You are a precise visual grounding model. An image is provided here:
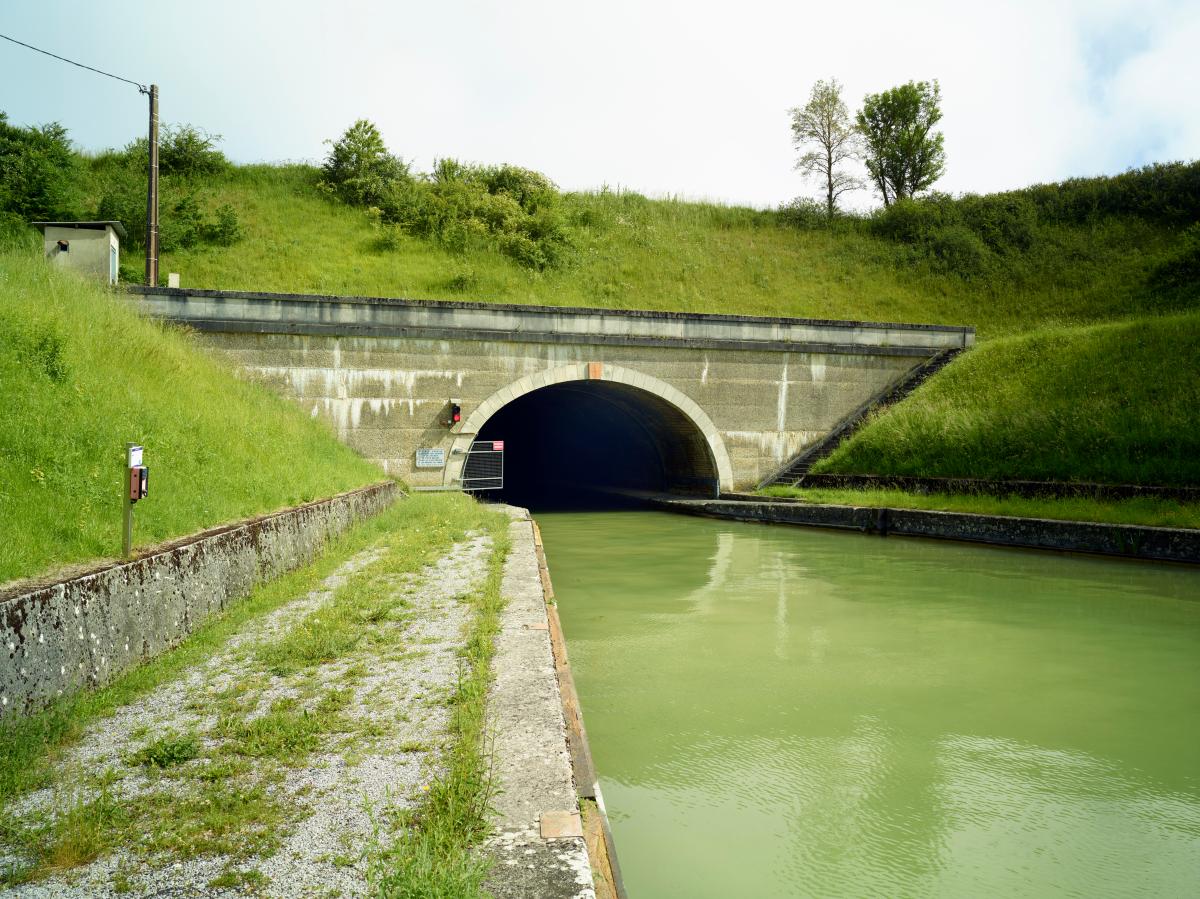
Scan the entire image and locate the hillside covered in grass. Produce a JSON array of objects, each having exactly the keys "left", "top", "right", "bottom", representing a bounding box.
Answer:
[
  {"left": 159, "top": 163, "right": 1198, "bottom": 340},
  {"left": 3, "top": 113, "right": 1196, "bottom": 339},
  {"left": 0, "top": 249, "right": 383, "bottom": 584},
  {"left": 814, "top": 312, "right": 1200, "bottom": 486}
]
